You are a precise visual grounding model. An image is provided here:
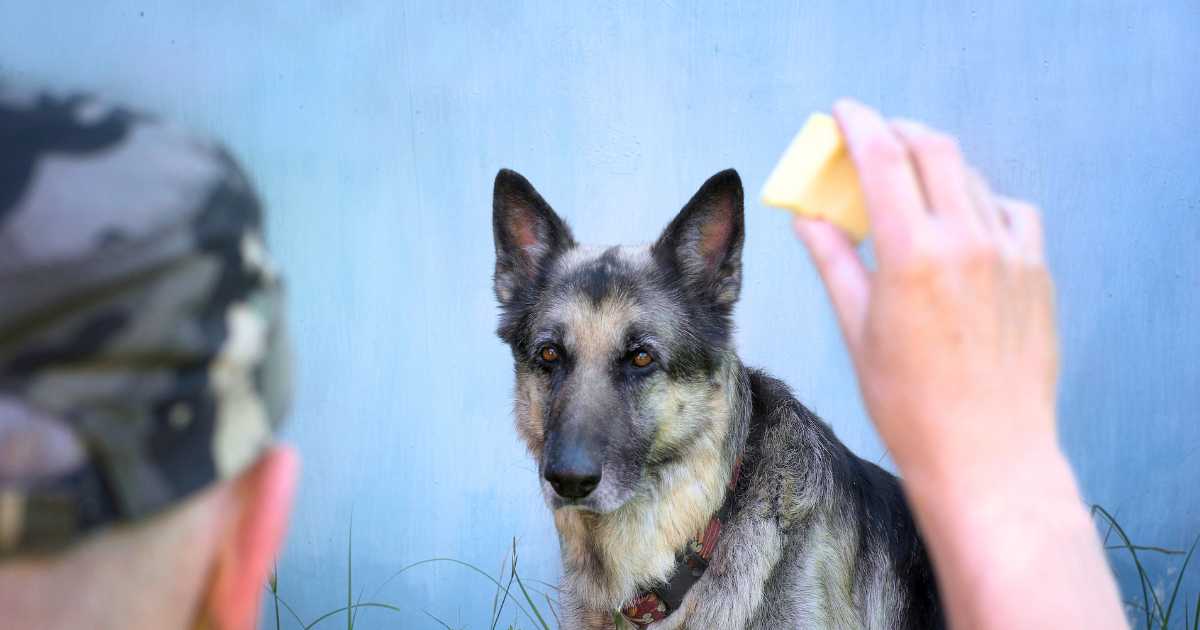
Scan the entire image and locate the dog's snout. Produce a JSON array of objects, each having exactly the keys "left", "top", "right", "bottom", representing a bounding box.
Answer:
[
  {"left": 543, "top": 413, "right": 607, "bottom": 501},
  {"left": 544, "top": 440, "right": 602, "bottom": 499},
  {"left": 545, "top": 466, "right": 601, "bottom": 499}
]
